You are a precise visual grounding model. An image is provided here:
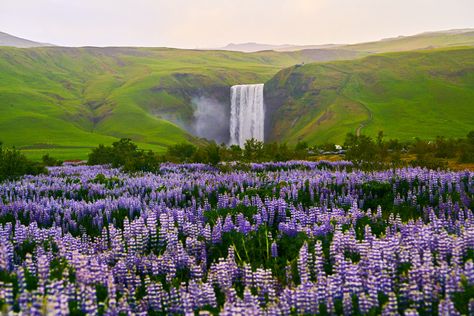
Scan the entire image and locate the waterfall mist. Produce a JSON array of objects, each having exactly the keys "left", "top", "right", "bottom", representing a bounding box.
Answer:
[
  {"left": 229, "top": 84, "right": 265, "bottom": 147},
  {"left": 192, "top": 96, "right": 229, "bottom": 144}
]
